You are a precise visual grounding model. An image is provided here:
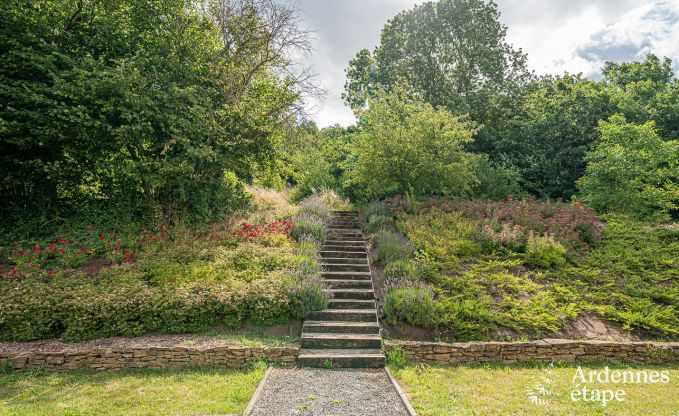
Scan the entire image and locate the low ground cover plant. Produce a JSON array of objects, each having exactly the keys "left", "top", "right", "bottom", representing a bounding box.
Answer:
[{"left": 367, "top": 198, "right": 679, "bottom": 340}]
